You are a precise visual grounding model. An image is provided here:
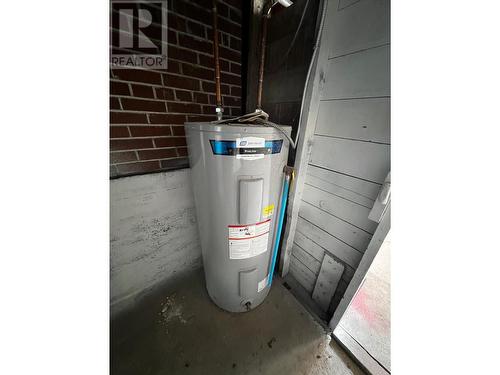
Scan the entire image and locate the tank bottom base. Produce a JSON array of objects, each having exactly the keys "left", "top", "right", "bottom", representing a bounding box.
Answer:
[{"left": 205, "top": 283, "right": 271, "bottom": 313}]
